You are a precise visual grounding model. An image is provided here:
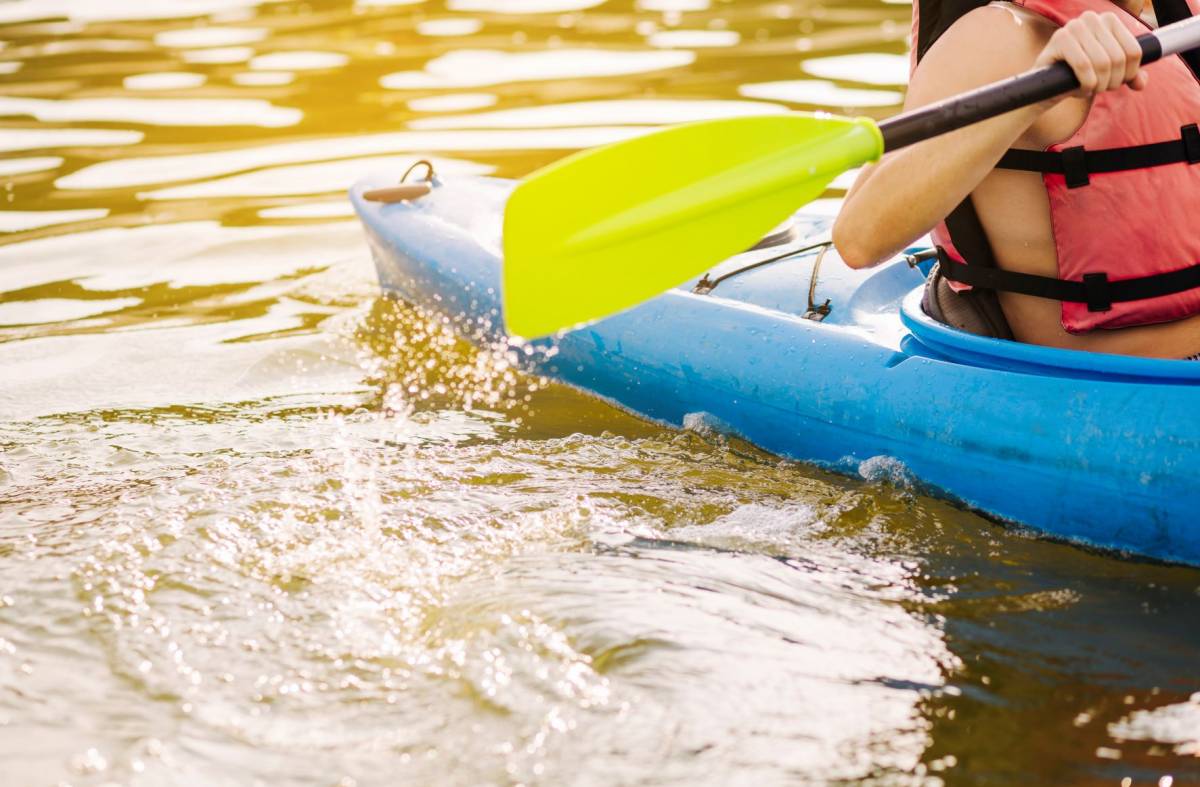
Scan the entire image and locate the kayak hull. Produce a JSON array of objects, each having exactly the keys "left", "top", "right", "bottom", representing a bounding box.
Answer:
[{"left": 352, "top": 175, "right": 1200, "bottom": 566}]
